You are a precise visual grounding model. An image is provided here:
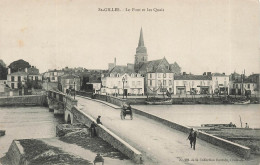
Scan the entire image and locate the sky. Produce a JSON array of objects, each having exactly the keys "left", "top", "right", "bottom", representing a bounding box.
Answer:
[{"left": 0, "top": 0, "right": 259, "bottom": 75}]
